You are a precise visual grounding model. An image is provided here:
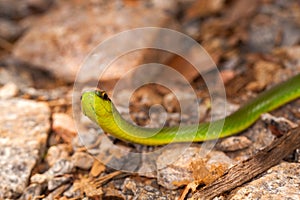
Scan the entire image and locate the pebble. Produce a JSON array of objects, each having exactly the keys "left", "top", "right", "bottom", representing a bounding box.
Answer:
[
  {"left": 261, "top": 113, "right": 298, "bottom": 137},
  {"left": 156, "top": 145, "right": 234, "bottom": 190},
  {"left": 63, "top": 185, "right": 81, "bottom": 199},
  {"left": 48, "top": 176, "right": 72, "bottom": 191},
  {"left": 19, "top": 183, "right": 43, "bottom": 200},
  {"left": 90, "top": 159, "right": 106, "bottom": 177},
  {"left": 229, "top": 162, "right": 300, "bottom": 199},
  {"left": 47, "top": 159, "right": 74, "bottom": 176},
  {"left": 92, "top": 136, "right": 141, "bottom": 172},
  {"left": 0, "top": 99, "right": 50, "bottom": 199},
  {"left": 122, "top": 178, "right": 178, "bottom": 200},
  {"left": 46, "top": 144, "right": 72, "bottom": 166},
  {"left": 43, "top": 184, "right": 71, "bottom": 200},
  {"left": 0, "top": 82, "right": 19, "bottom": 99},
  {"left": 163, "top": 93, "right": 180, "bottom": 112},
  {"left": 216, "top": 136, "right": 252, "bottom": 152},
  {"left": 0, "top": 0, "right": 53, "bottom": 19},
  {"left": 0, "top": 62, "right": 34, "bottom": 88},
  {"left": 0, "top": 18, "right": 24, "bottom": 41},
  {"left": 52, "top": 113, "right": 77, "bottom": 143},
  {"left": 31, "top": 159, "right": 74, "bottom": 184},
  {"left": 29, "top": 159, "right": 74, "bottom": 198},
  {"left": 71, "top": 151, "right": 94, "bottom": 170}
]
